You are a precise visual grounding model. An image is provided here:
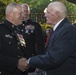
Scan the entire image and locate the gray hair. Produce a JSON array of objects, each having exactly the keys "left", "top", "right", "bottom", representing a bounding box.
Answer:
[
  {"left": 21, "top": 3, "right": 30, "bottom": 11},
  {"left": 48, "top": 1, "right": 67, "bottom": 17},
  {"left": 5, "top": 2, "right": 20, "bottom": 13}
]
